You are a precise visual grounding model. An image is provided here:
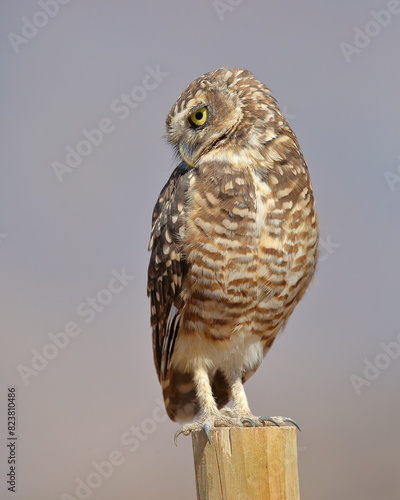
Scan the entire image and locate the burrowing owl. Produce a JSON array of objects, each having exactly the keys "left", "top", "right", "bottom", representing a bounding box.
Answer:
[{"left": 148, "top": 68, "right": 318, "bottom": 441}]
